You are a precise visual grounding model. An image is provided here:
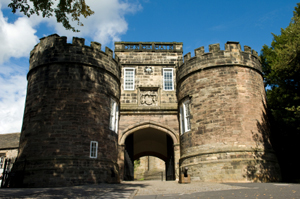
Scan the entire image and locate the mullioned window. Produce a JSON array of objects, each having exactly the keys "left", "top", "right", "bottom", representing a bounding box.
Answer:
[
  {"left": 109, "top": 98, "right": 119, "bottom": 133},
  {"left": 163, "top": 68, "right": 174, "bottom": 90},
  {"left": 179, "top": 99, "right": 191, "bottom": 134},
  {"left": 124, "top": 68, "right": 135, "bottom": 90},
  {"left": 90, "top": 141, "right": 98, "bottom": 158}
]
